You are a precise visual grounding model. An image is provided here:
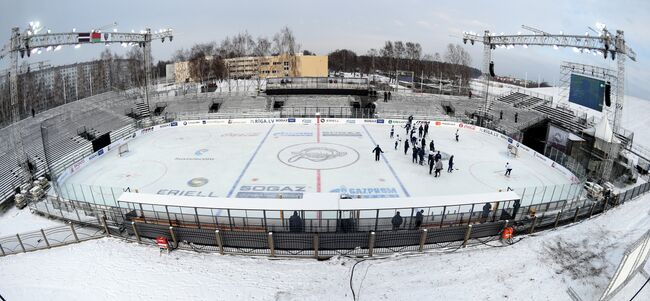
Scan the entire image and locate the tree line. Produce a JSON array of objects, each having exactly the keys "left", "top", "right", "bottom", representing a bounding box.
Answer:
[{"left": 328, "top": 42, "right": 479, "bottom": 84}]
